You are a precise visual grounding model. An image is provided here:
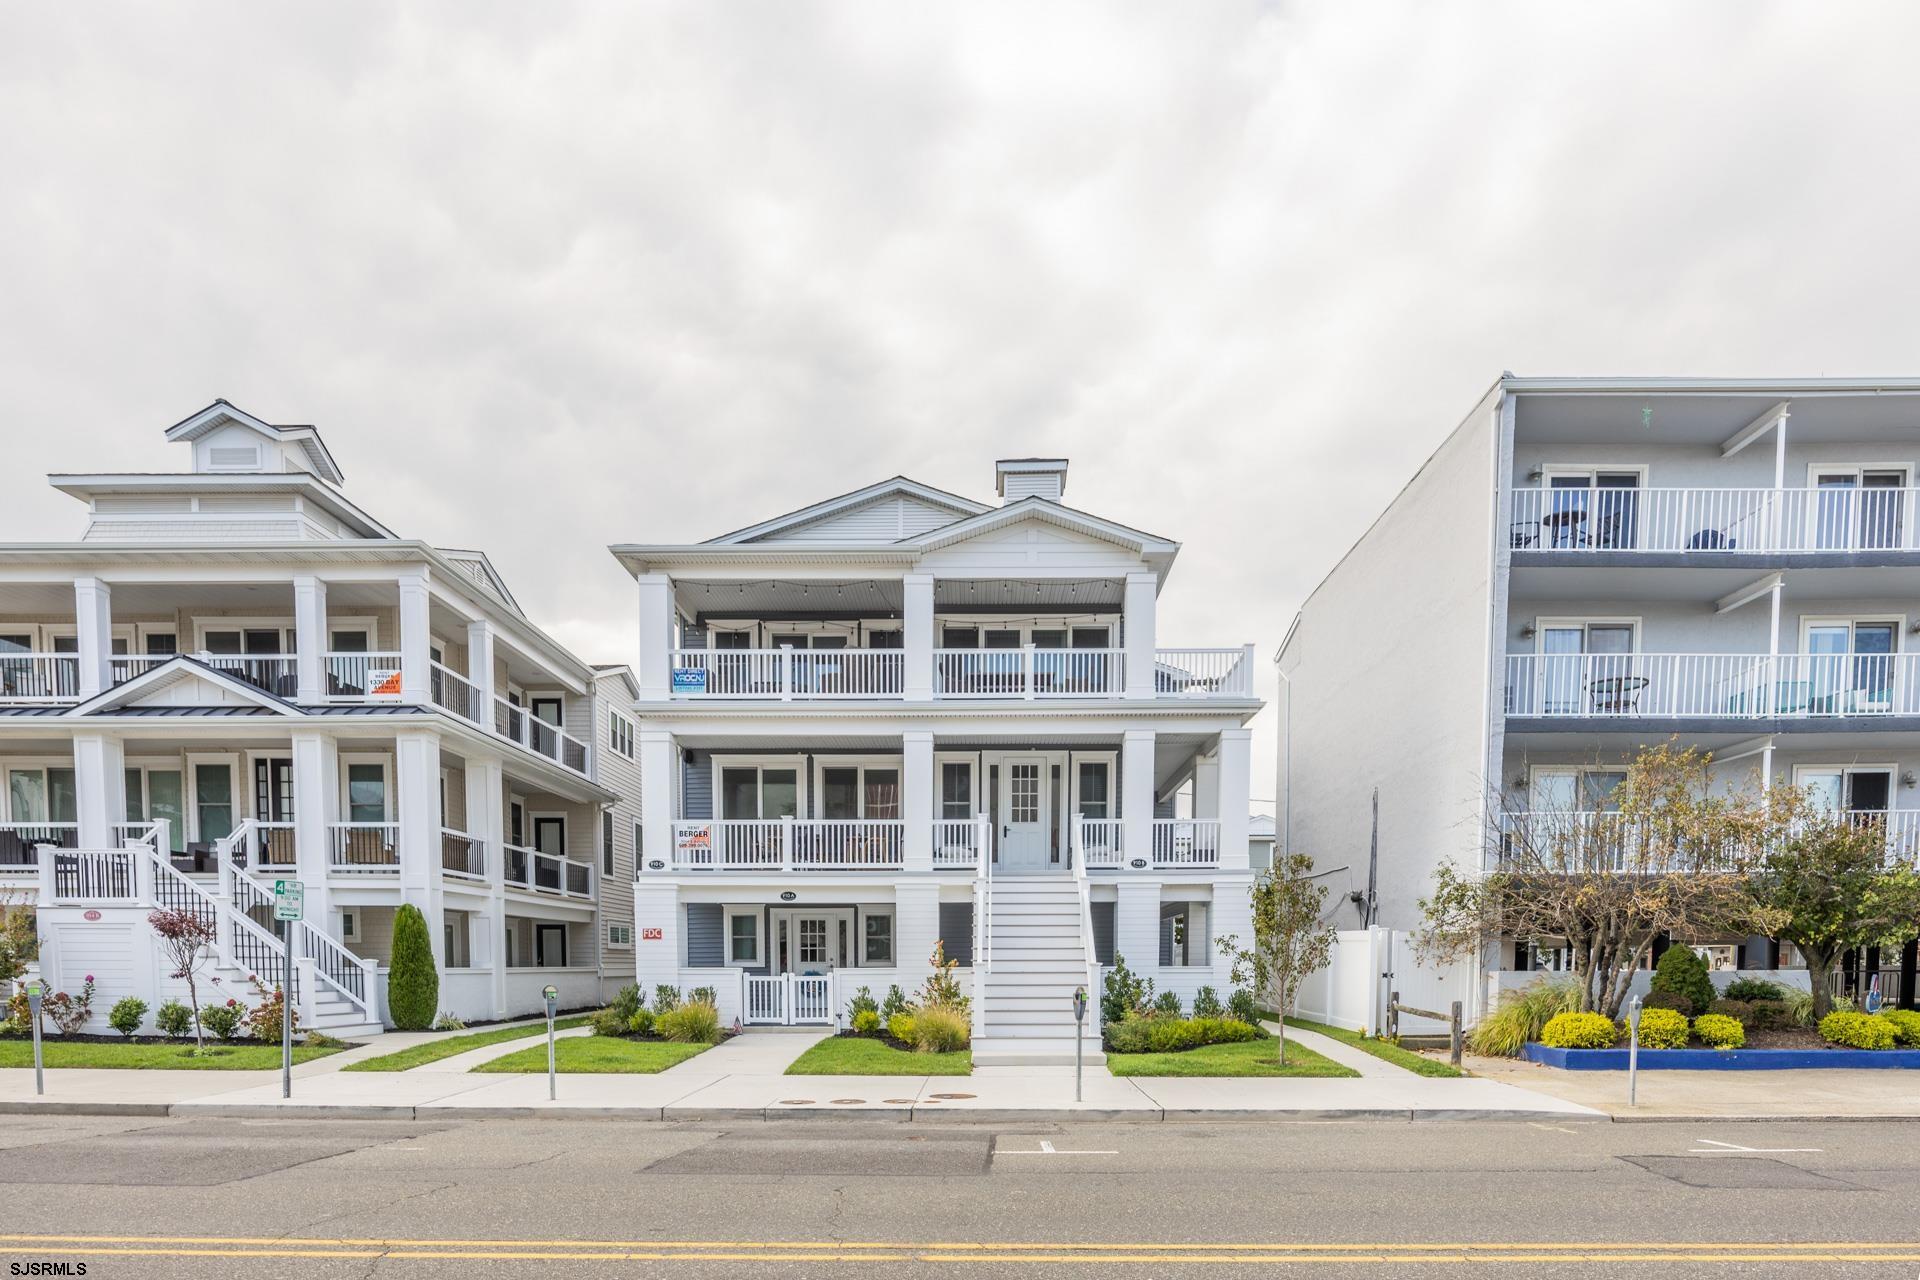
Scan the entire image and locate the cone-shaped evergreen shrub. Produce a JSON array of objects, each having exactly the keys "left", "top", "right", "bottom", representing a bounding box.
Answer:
[{"left": 388, "top": 904, "right": 439, "bottom": 1030}]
